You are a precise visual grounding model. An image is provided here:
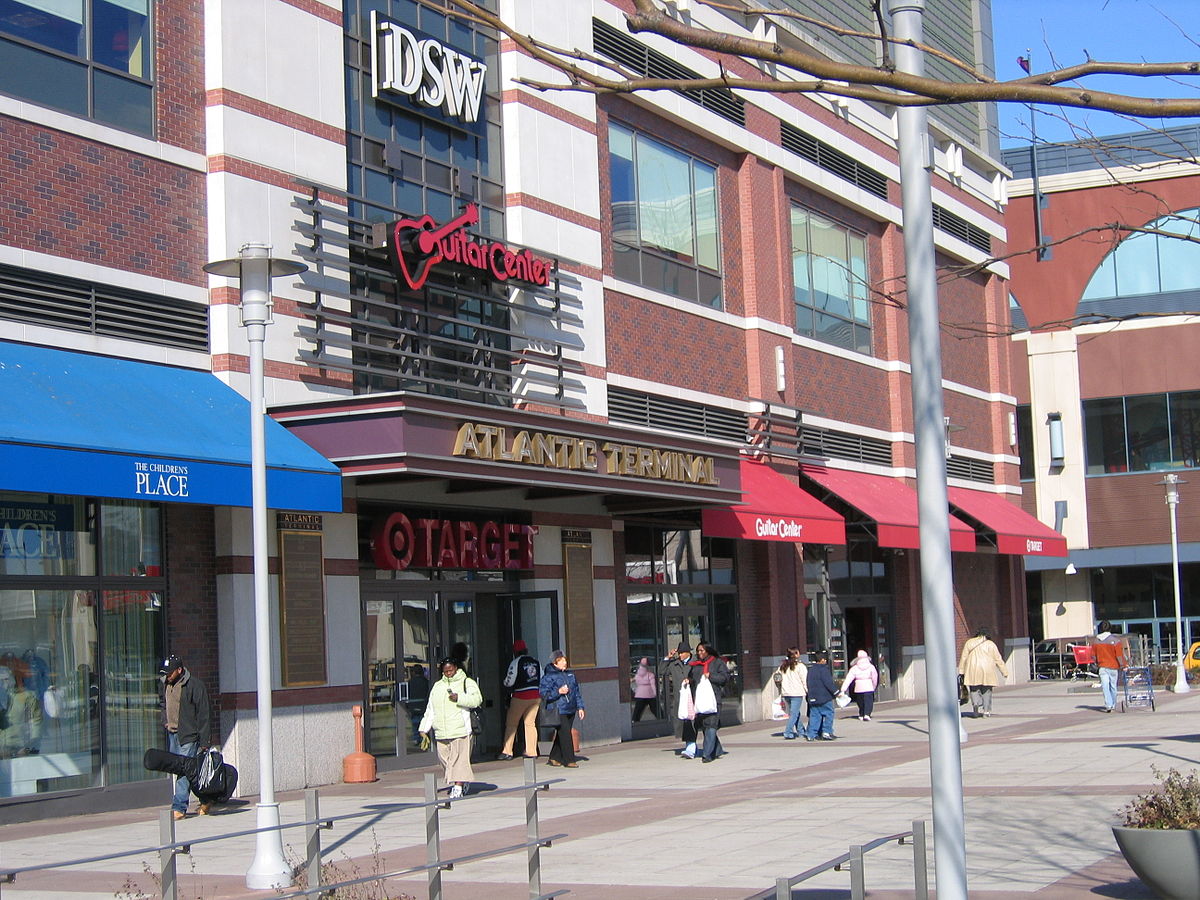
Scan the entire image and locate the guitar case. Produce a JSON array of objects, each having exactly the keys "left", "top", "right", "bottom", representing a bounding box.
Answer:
[{"left": 143, "top": 746, "right": 239, "bottom": 803}]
